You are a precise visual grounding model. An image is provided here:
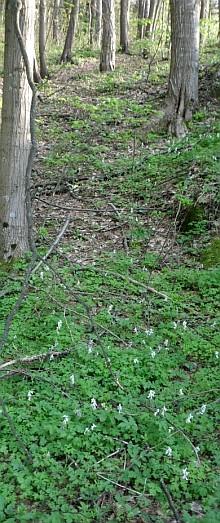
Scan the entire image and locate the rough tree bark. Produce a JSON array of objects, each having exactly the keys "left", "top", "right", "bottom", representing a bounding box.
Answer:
[
  {"left": 120, "top": 0, "right": 130, "bottom": 52},
  {"left": 53, "top": 0, "right": 61, "bottom": 43},
  {"left": 0, "top": 0, "right": 35, "bottom": 260},
  {"left": 100, "top": 0, "right": 116, "bottom": 71},
  {"left": 60, "top": 0, "right": 79, "bottom": 63},
  {"left": 166, "top": 0, "right": 200, "bottom": 138},
  {"left": 39, "top": 0, "right": 48, "bottom": 78},
  {"left": 33, "top": 50, "right": 42, "bottom": 83},
  {"left": 90, "top": 0, "right": 102, "bottom": 48},
  {"left": 145, "top": 0, "right": 156, "bottom": 37}
]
